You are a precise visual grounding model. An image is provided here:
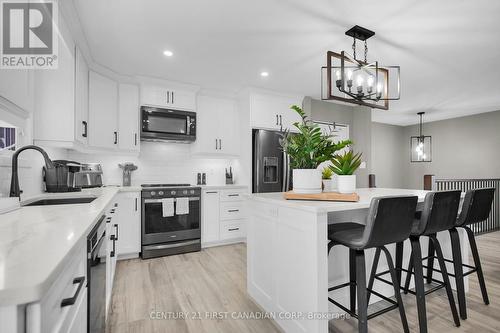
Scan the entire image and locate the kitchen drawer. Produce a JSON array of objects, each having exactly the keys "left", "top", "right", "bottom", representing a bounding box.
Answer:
[
  {"left": 27, "top": 240, "right": 87, "bottom": 333},
  {"left": 220, "top": 201, "right": 245, "bottom": 220},
  {"left": 219, "top": 188, "right": 246, "bottom": 202},
  {"left": 220, "top": 220, "right": 245, "bottom": 240}
]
